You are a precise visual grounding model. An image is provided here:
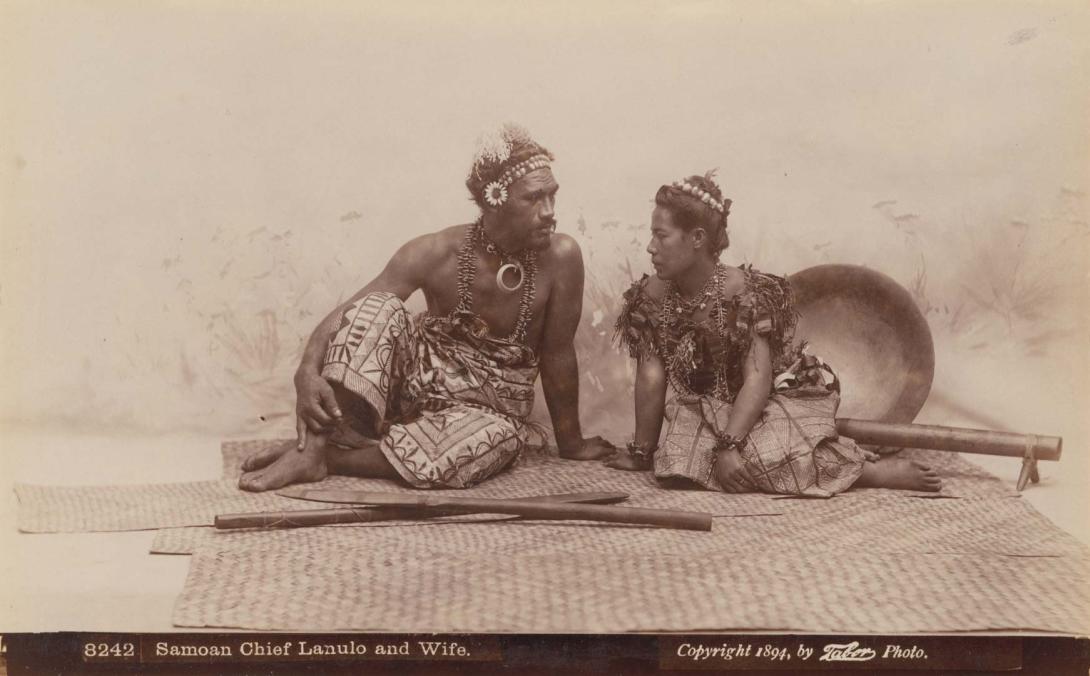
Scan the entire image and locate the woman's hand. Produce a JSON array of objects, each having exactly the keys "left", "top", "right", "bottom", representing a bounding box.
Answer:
[{"left": 714, "top": 447, "right": 754, "bottom": 493}]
